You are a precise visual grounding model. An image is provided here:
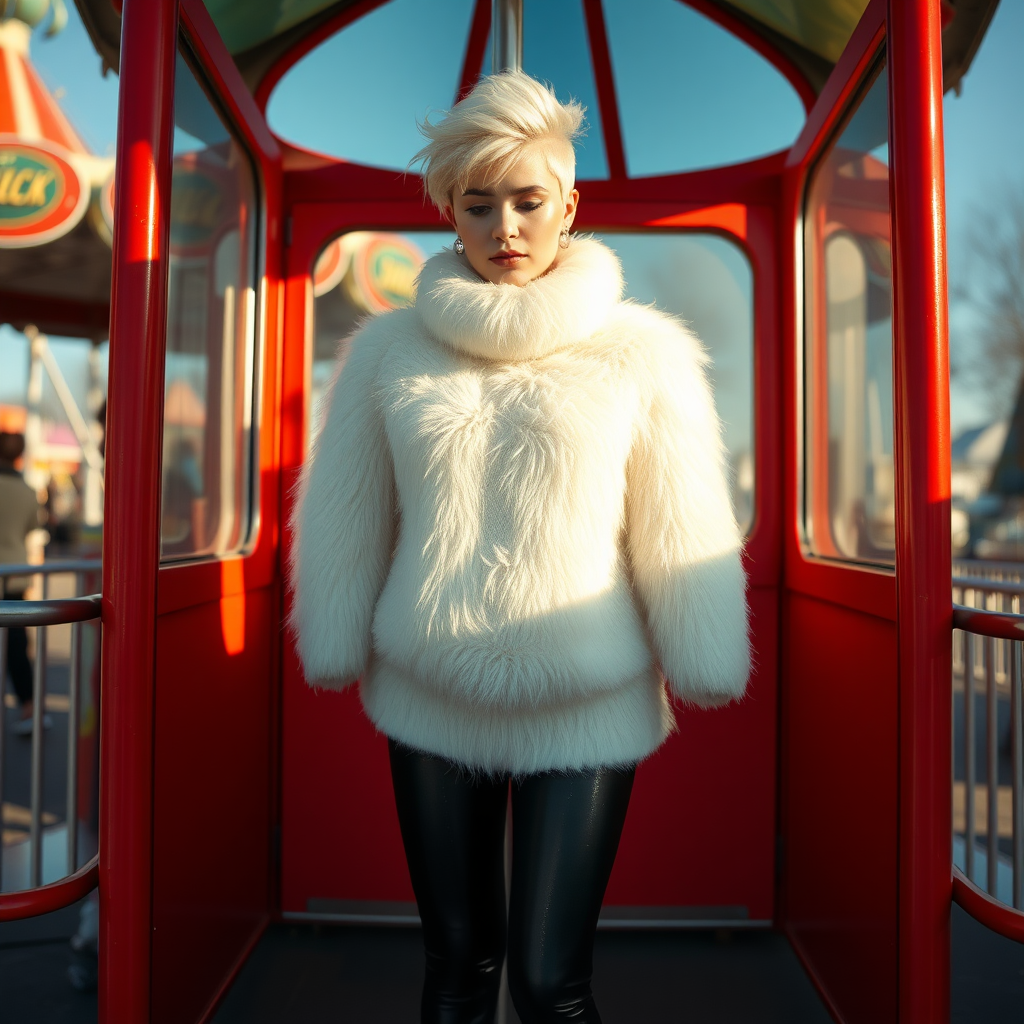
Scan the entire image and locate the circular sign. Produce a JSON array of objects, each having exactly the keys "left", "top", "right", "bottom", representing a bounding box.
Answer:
[
  {"left": 313, "top": 236, "right": 351, "bottom": 297},
  {"left": 87, "top": 166, "right": 115, "bottom": 247},
  {"left": 0, "top": 136, "right": 88, "bottom": 248},
  {"left": 344, "top": 233, "right": 425, "bottom": 313}
]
